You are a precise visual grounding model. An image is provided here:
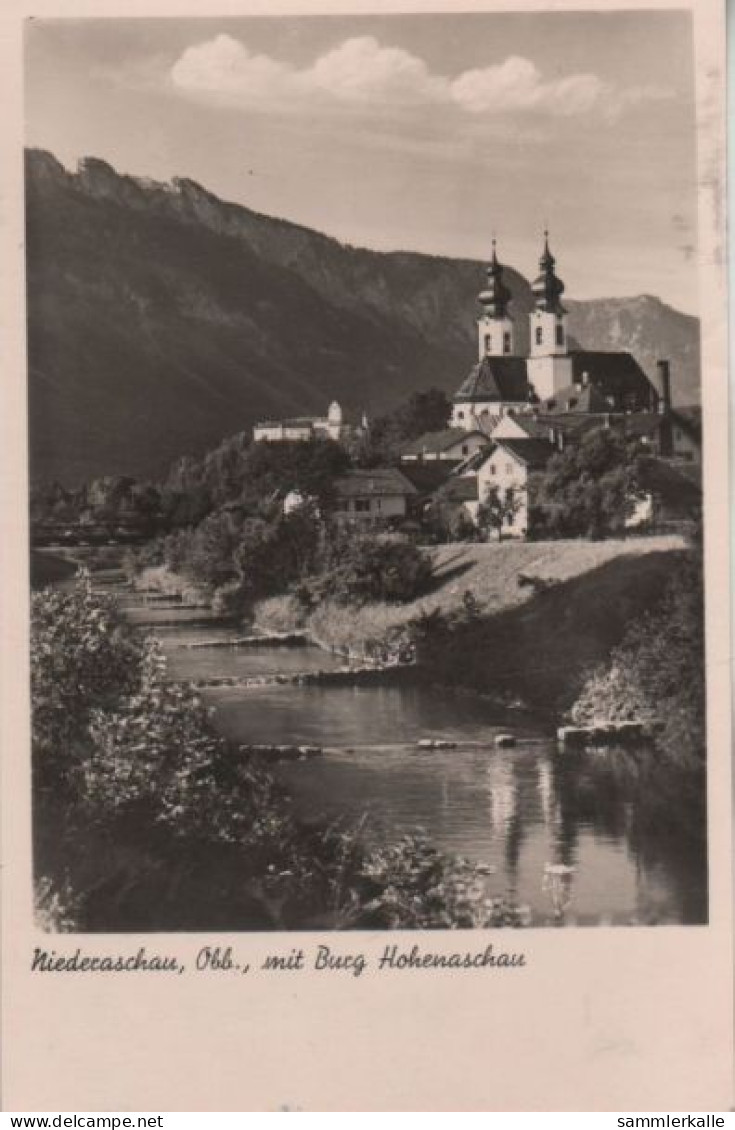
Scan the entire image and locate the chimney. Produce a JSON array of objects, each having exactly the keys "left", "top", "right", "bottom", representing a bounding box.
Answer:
[
  {"left": 657, "top": 360, "right": 674, "bottom": 455},
  {"left": 657, "top": 360, "right": 672, "bottom": 416}
]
